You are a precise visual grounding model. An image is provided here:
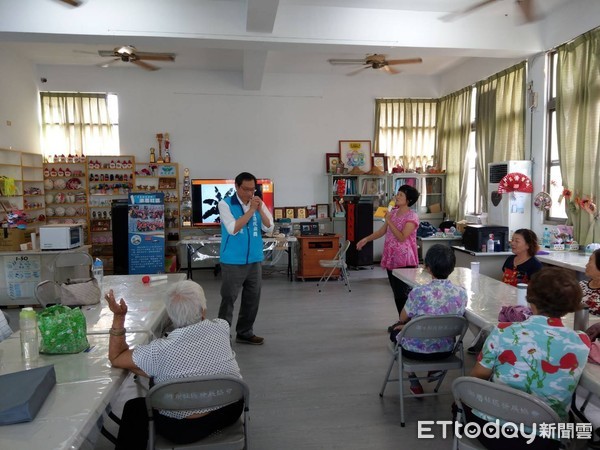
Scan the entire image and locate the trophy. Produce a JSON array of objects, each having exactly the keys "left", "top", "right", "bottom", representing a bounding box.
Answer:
[
  {"left": 156, "top": 133, "right": 164, "bottom": 163},
  {"left": 181, "top": 168, "right": 192, "bottom": 227}
]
